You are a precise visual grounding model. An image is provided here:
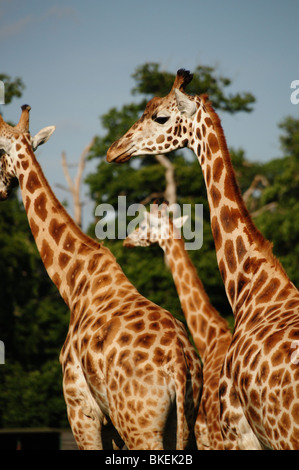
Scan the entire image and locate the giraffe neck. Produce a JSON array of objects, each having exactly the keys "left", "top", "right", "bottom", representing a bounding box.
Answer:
[
  {"left": 14, "top": 136, "right": 113, "bottom": 309},
  {"left": 160, "top": 228, "right": 229, "bottom": 360},
  {"left": 190, "top": 98, "right": 291, "bottom": 318}
]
